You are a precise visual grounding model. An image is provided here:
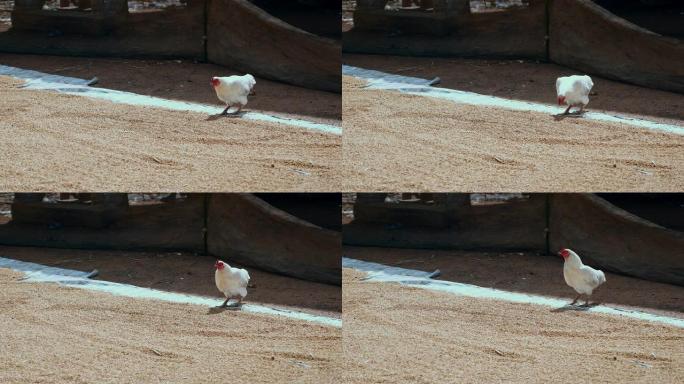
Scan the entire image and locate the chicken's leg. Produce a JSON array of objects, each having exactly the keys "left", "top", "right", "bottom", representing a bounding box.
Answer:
[
  {"left": 570, "top": 294, "right": 581, "bottom": 306},
  {"left": 562, "top": 105, "right": 572, "bottom": 115},
  {"left": 223, "top": 296, "right": 242, "bottom": 308},
  {"left": 219, "top": 296, "right": 231, "bottom": 308},
  {"left": 223, "top": 104, "right": 243, "bottom": 116},
  {"left": 221, "top": 104, "right": 232, "bottom": 115}
]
